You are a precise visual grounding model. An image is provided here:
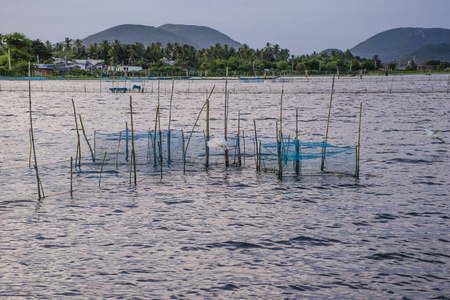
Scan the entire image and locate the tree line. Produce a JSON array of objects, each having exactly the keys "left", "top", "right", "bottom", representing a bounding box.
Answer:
[{"left": 1, "top": 32, "right": 447, "bottom": 77}]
